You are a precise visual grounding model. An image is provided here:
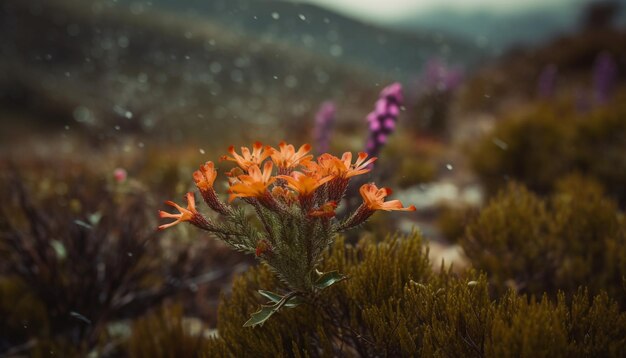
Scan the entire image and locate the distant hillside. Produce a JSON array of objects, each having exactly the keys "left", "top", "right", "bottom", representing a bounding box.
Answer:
[
  {"left": 398, "top": 0, "right": 626, "bottom": 50},
  {"left": 0, "top": 0, "right": 393, "bottom": 148},
  {"left": 459, "top": 26, "right": 626, "bottom": 112},
  {"left": 401, "top": 8, "right": 578, "bottom": 51},
  {"left": 123, "top": 0, "right": 485, "bottom": 76}
]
